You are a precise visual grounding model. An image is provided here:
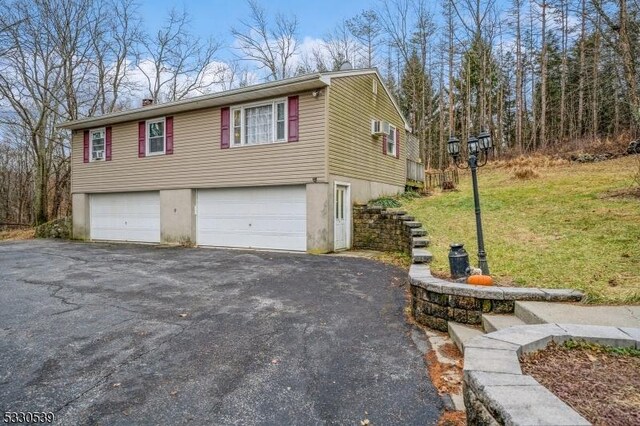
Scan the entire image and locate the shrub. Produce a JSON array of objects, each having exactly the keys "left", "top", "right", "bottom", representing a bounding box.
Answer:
[
  {"left": 441, "top": 181, "right": 456, "bottom": 190},
  {"left": 35, "top": 217, "right": 72, "bottom": 239},
  {"left": 370, "top": 196, "right": 401, "bottom": 208},
  {"left": 513, "top": 167, "right": 540, "bottom": 180}
]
